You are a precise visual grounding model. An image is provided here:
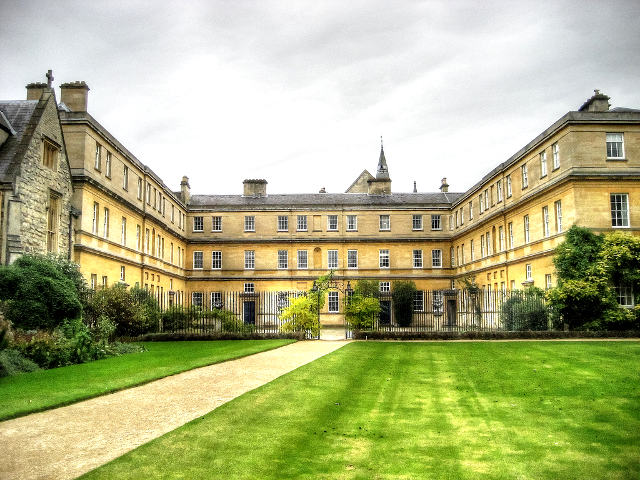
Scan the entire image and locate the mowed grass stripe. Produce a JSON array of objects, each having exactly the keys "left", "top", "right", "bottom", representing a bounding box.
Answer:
[
  {"left": 0, "top": 340, "right": 295, "bottom": 421},
  {"left": 81, "top": 341, "right": 640, "bottom": 480}
]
